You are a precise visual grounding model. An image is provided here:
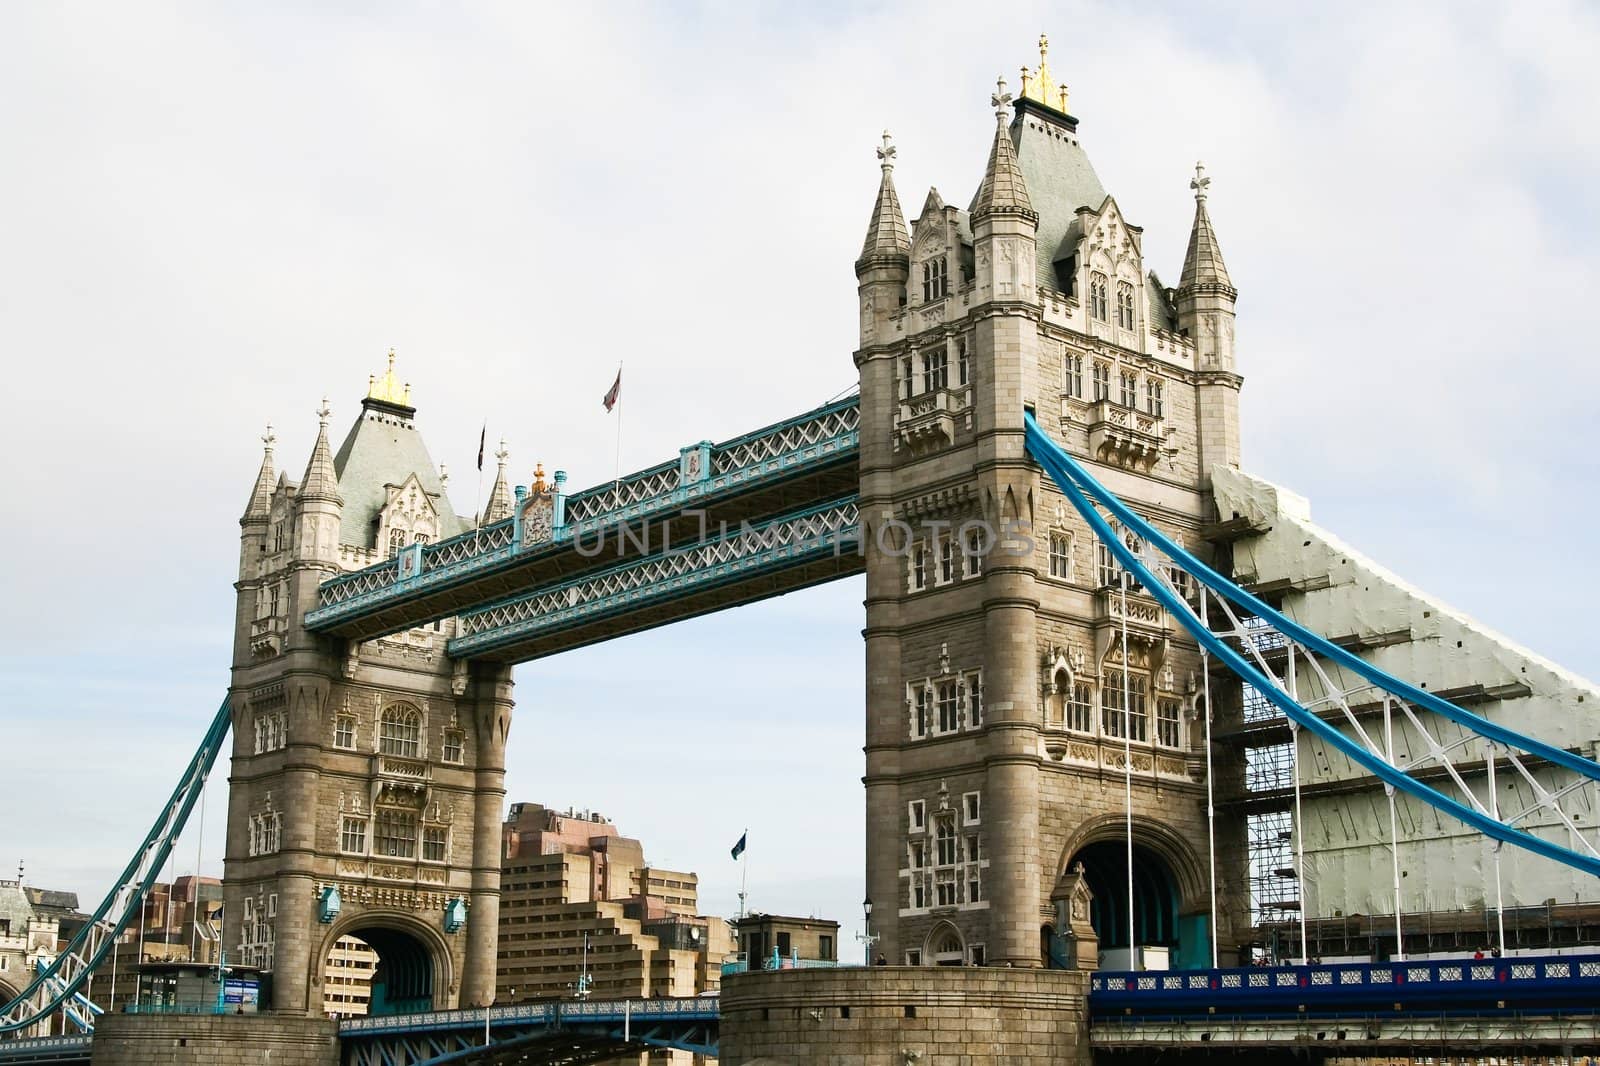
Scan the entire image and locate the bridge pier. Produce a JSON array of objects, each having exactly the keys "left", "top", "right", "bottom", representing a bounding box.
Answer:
[
  {"left": 87, "top": 1014, "right": 337, "bottom": 1066},
  {"left": 718, "top": 966, "right": 1090, "bottom": 1064}
]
